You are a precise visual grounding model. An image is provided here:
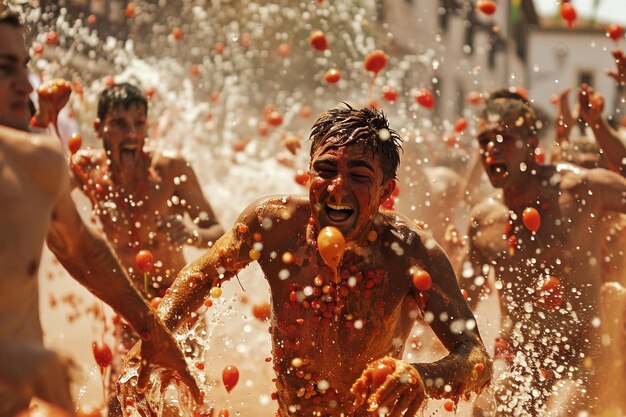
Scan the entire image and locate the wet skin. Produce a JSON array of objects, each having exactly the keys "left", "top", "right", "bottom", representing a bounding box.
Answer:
[
  {"left": 463, "top": 116, "right": 626, "bottom": 416},
  {"left": 122, "top": 141, "right": 492, "bottom": 417},
  {"left": 72, "top": 103, "right": 223, "bottom": 296}
]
